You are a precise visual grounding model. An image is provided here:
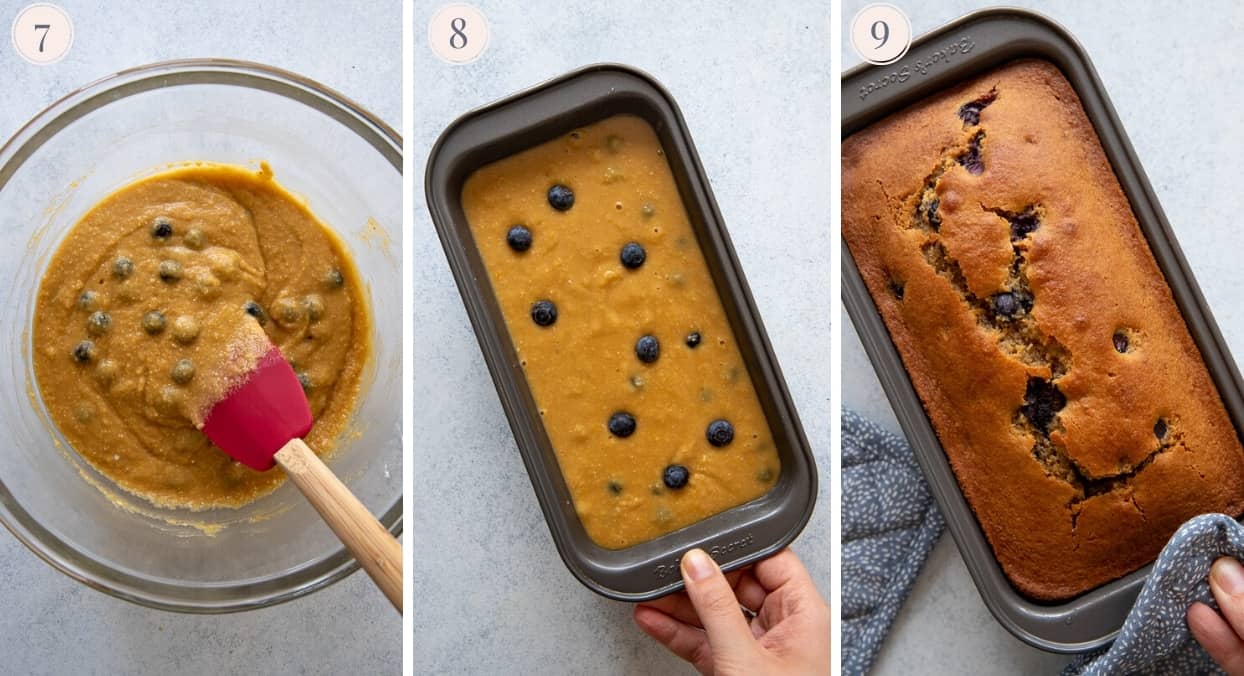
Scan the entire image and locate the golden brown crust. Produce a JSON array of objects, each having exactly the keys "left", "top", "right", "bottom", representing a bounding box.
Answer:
[{"left": 843, "top": 59, "right": 1244, "bottom": 600}]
